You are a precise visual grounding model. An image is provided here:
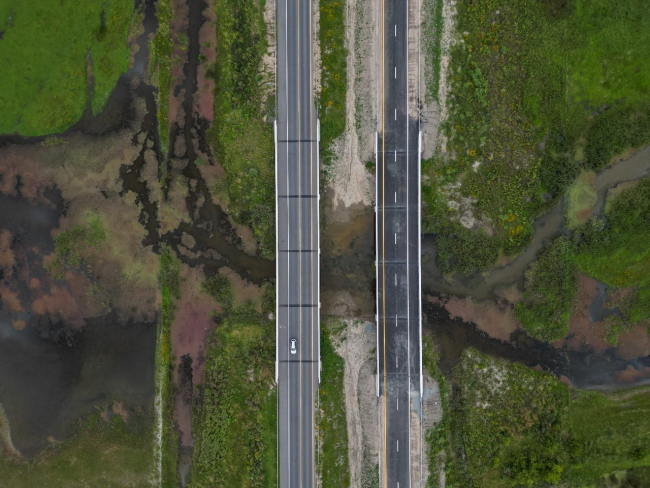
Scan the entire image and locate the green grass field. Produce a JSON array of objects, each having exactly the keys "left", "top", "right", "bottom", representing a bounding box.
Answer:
[
  {"left": 318, "top": 0, "right": 348, "bottom": 178},
  {"left": 0, "top": 0, "right": 134, "bottom": 135},
  {"left": 190, "top": 305, "right": 277, "bottom": 488},
  {"left": 318, "top": 320, "right": 351, "bottom": 488},
  {"left": 0, "top": 413, "right": 153, "bottom": 488},
  {"left": 207, "top": 0, "right": 275, "bottom": 256},
  {"left": 442, "top": 349, "right": 650, "bottom": 488},
  {"left": 423, "top": 0, "right": 650, "bottom": 274}
]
